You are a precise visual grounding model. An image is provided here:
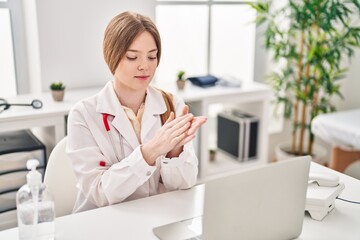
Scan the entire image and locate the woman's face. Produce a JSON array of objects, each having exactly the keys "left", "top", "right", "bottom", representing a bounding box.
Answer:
[{"left": 114, "top": 31, "right": 158, "bottom": 92}]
